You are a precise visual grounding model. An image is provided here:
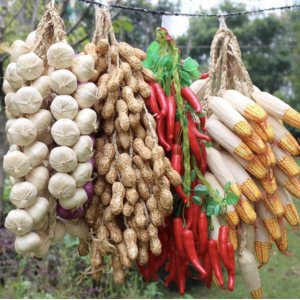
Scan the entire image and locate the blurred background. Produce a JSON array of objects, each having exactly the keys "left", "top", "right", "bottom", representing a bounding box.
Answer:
[{"left": 1, "top": 0, "right": 300, "bottom": 298}]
